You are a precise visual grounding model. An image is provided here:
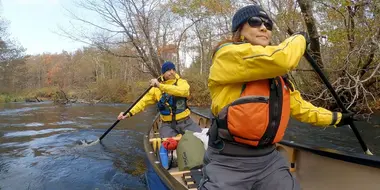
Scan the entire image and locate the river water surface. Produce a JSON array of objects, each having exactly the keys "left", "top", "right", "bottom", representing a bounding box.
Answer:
[{"left": 1, "top": 101, "right": 380, "bottom": 190}]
